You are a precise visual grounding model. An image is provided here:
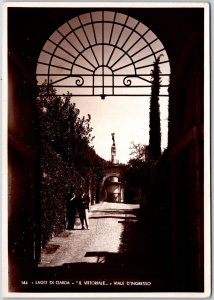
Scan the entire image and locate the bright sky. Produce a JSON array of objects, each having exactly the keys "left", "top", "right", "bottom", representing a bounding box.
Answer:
[{"left": 72, "top": 95, "right": 168, "bottom": 164}]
